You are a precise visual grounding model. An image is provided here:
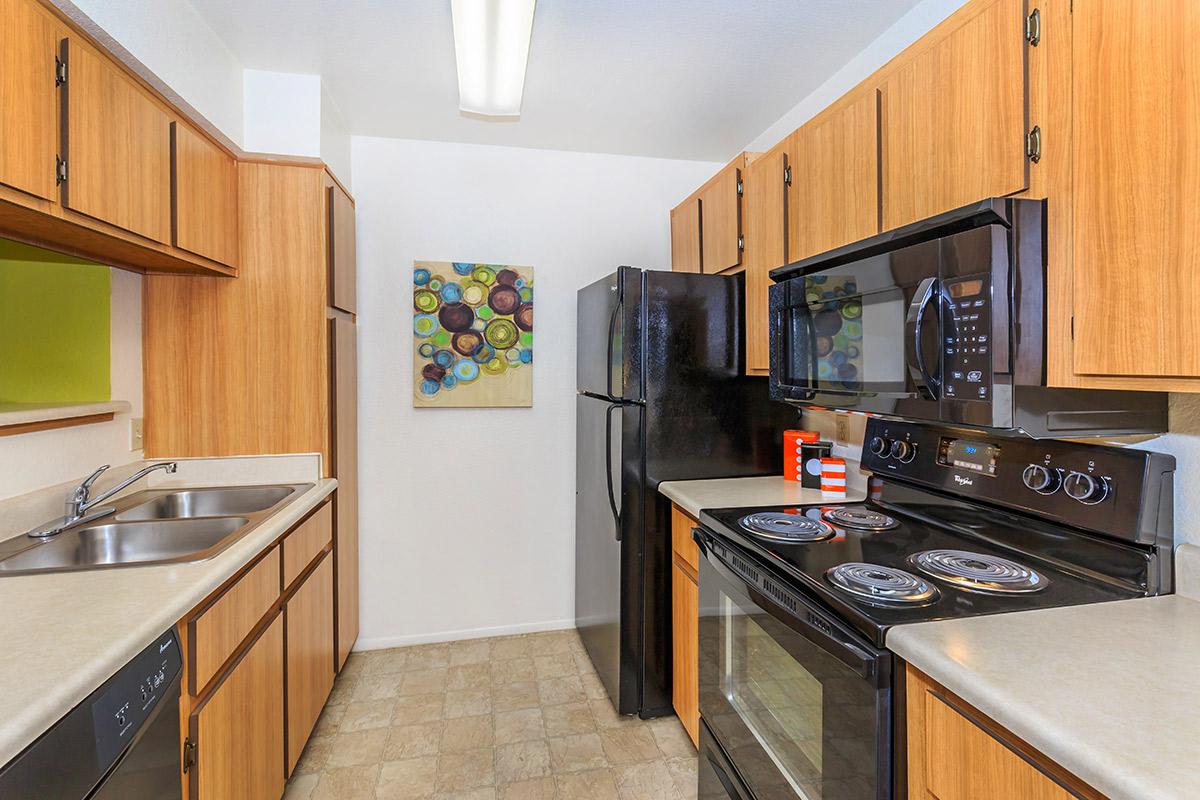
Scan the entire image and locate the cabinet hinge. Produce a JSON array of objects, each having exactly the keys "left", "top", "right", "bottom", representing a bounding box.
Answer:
[
  {"left": 55, "top": 156, "right": 67, "bottom": 185},
  {"left": 1024, "top": 8, "right": 1041, "bottom": 46},
  {"left": 55, "top": 57, "right": 67, "bottom": 86},
  {"left": 783, "top": 164, "right": 792, "bottom": 186},
  {"left": 736, "top": 178, "right": 743, "bottom": 197},
  {"left": 737, "top": 234, "right": 744, "bottom": 252},
  {"left": 182, "top": 737, "right": 197, "bottom": 773},
  {"left": 1025, "top": 126, "right": 1042, "bottom": 164}
]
